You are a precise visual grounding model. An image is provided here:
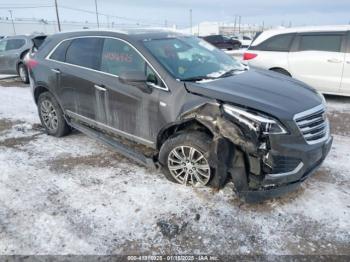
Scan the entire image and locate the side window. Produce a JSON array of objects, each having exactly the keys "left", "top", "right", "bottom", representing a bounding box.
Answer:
[
  {"left": 65, "top": 38, "right": 103, "bottom": 70},
  {"left": 100, "top": 38, "right": 145, "bottom": 76},
  {"left": 6, "top": 39, "right": 26, "bottom": 50},
  {"left": 214, "top": 36, "right": 222, "bottom": 42},
  {"left": 256, "top": 33, "right": 295, "bottom": 52},
  {"left": 49, "top": 40, "right": 71, "bottom": 62},
  {"left": 299, "top": 34, "right": 342, "bottom": 52},
  {"left": 101, "top": 38, "right": 165, "bottom": 88},
  {"left": 0, "top": 40, "right": 6, "bottom": 52}
]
